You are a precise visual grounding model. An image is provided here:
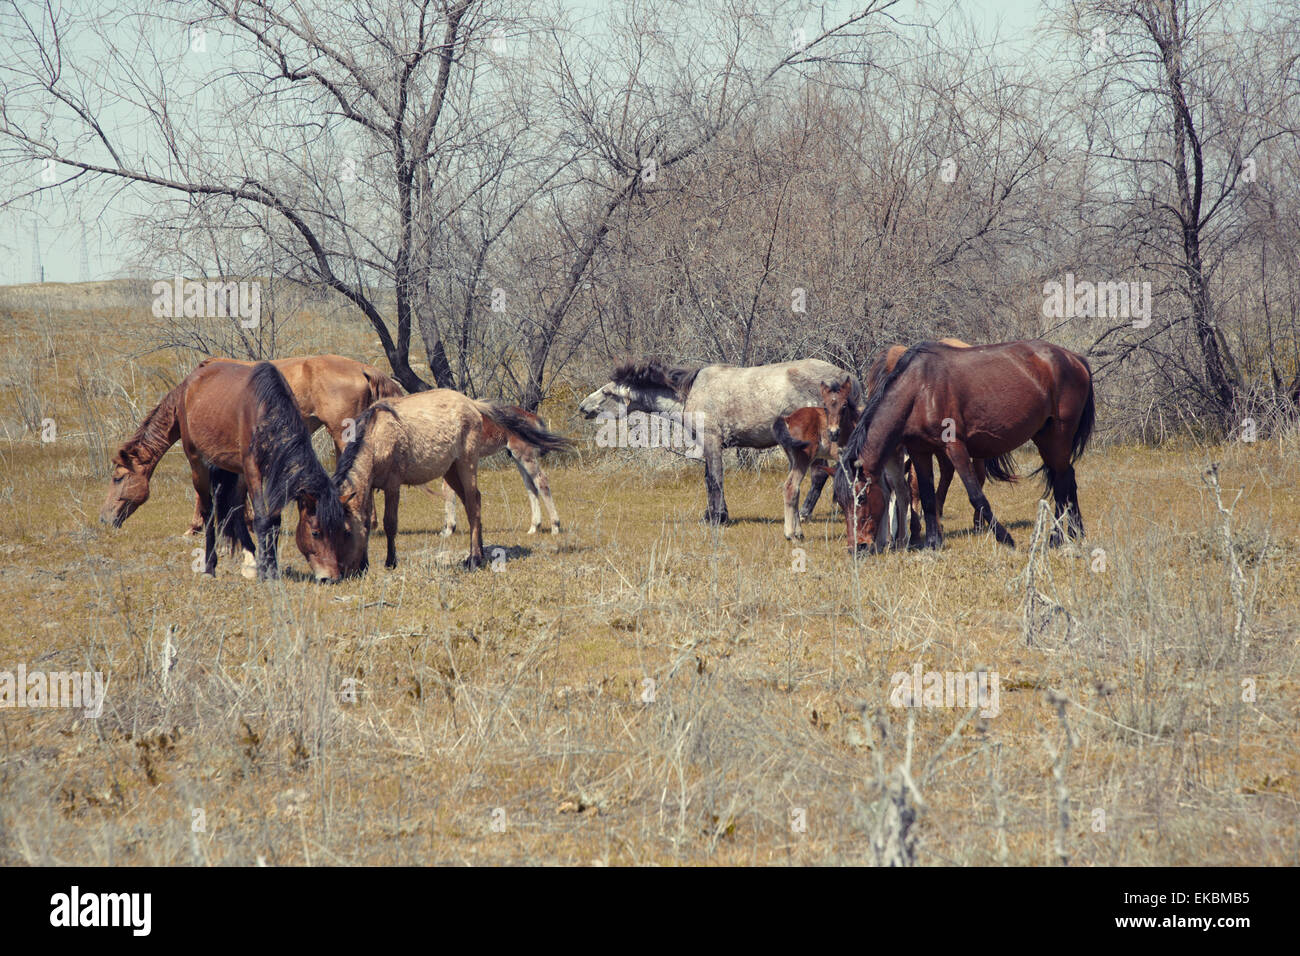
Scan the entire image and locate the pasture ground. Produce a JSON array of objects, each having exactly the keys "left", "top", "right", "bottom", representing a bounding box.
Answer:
[{"left": 0, "top": 288, "right": 1296, "bottom": 865}]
